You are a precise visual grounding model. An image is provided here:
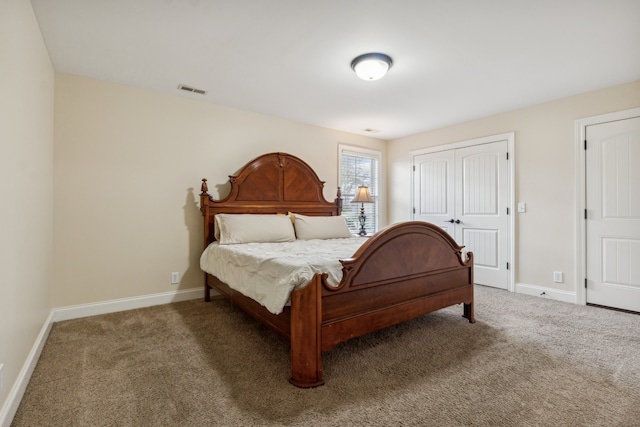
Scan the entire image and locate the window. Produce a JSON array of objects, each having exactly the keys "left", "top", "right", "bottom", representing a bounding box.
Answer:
[{"left": 339, "top": 145, "right": 381, "bottom": 235}]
